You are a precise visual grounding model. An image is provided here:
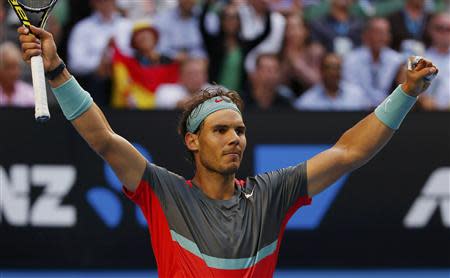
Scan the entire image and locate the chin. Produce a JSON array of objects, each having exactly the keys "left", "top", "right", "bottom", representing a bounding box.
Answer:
[{"left": 221, "top": 164, "right": 240, "bottom": 175}]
